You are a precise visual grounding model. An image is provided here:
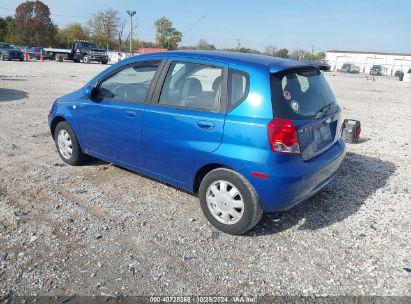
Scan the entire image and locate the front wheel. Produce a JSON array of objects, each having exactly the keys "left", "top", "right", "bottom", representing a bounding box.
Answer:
[
  {"left": 101, "top": 60, "right": 108, "bottom": 64},
  {"left": 199, "top": 168, "right": 263, "bottom": 235},
  {"left": 54, "top": 121, "right": 88, "bottom": 166},
  {"left": 82, "top": 54, "right": 90, "bottom": 64}
]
